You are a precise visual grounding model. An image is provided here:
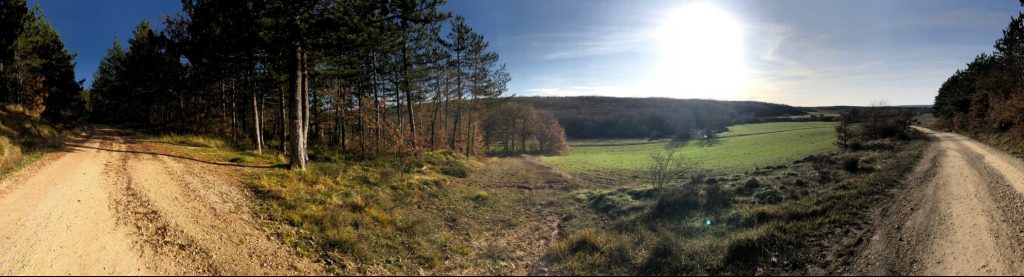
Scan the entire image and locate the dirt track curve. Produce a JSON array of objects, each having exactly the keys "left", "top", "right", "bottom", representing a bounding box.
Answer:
[
  {"left": 852, "top": 127, "right": 1024, "bottom": 275},
  {"left": 0, "top": 127, "right": 323, "bottom": 275}
]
